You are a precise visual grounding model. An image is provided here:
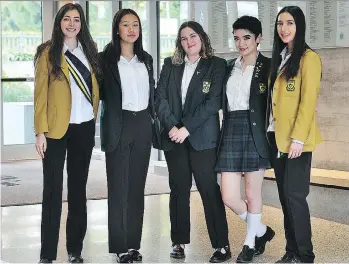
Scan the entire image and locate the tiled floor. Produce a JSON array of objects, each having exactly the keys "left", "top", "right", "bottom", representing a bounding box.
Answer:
[{"left": 2, "top": 192, "right": 349, "bottom": 263}]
